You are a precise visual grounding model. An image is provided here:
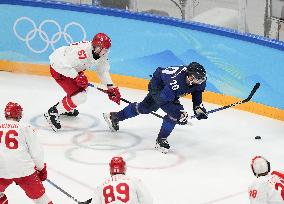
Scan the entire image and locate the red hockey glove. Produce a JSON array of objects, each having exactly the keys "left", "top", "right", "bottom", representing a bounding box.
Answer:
[
  {"left": 107, "top": 86, "right": 121, "bottom": 105},
  {"left": 75, "top": 72, "right": 88, "bottom": 89},
  {"left": 0, "top": 194, "right": 8, "bottom": 203},
  {"left": 35, "top": 163, "right": 47, "bottom": 181}
]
